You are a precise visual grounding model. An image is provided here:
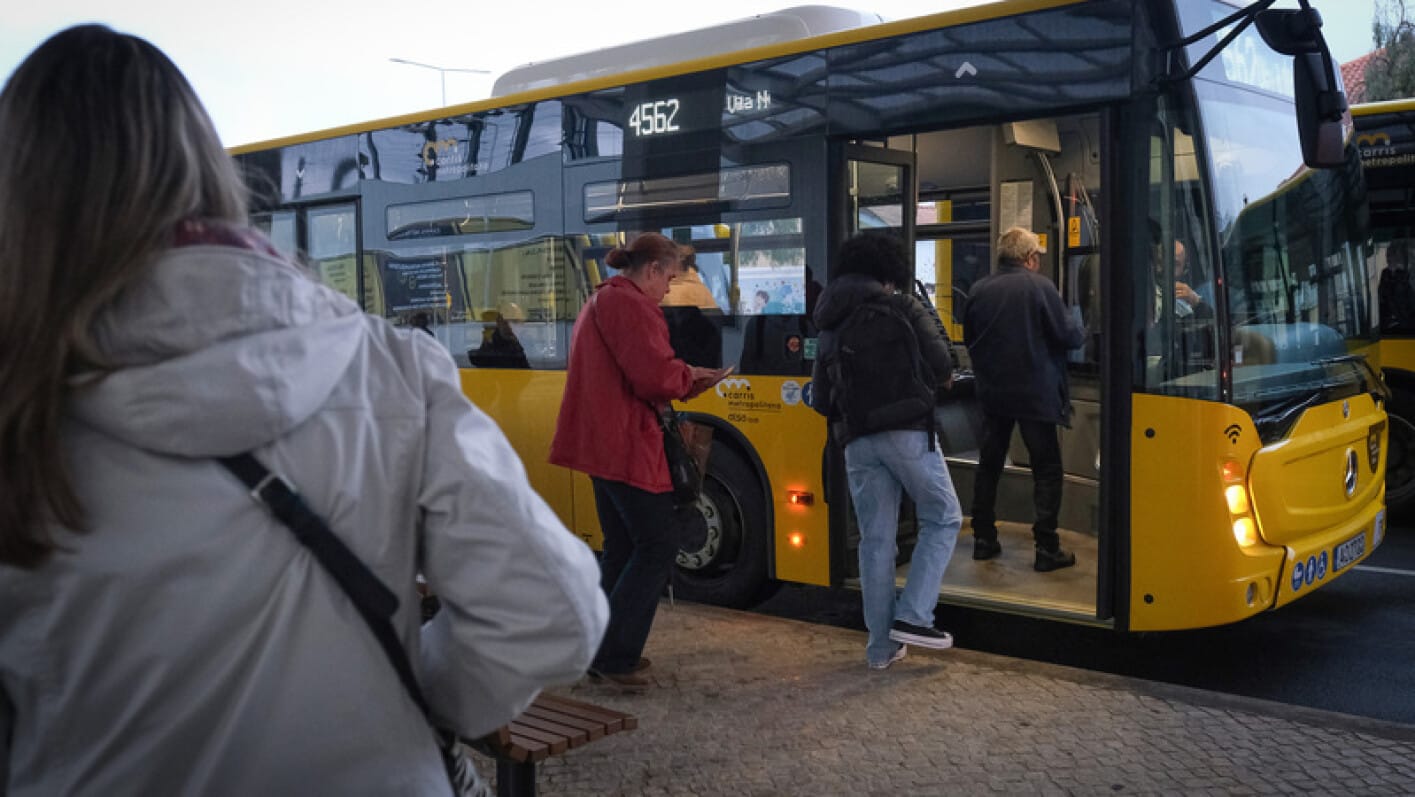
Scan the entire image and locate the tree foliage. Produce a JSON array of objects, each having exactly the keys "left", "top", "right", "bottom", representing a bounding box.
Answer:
[{"left": 1365, "top": 0, "right": 1415, "bottom": 101}]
